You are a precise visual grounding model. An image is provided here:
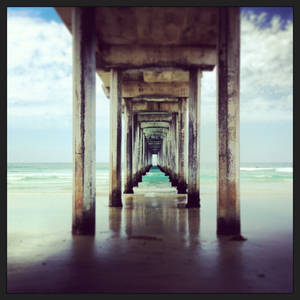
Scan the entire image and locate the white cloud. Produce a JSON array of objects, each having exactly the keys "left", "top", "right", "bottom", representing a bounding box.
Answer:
[
  {"left": 240, "top": 11, "right": 292, "bottom": 122},
  {"left": 7, "top": 11, "right": 110, "bottom": 130},
  {"left": 201, "top": 10, "right": 293, "bottom": 124},
  {"left": 7, "top": 9, "right": 293, "bottom": 131}
]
